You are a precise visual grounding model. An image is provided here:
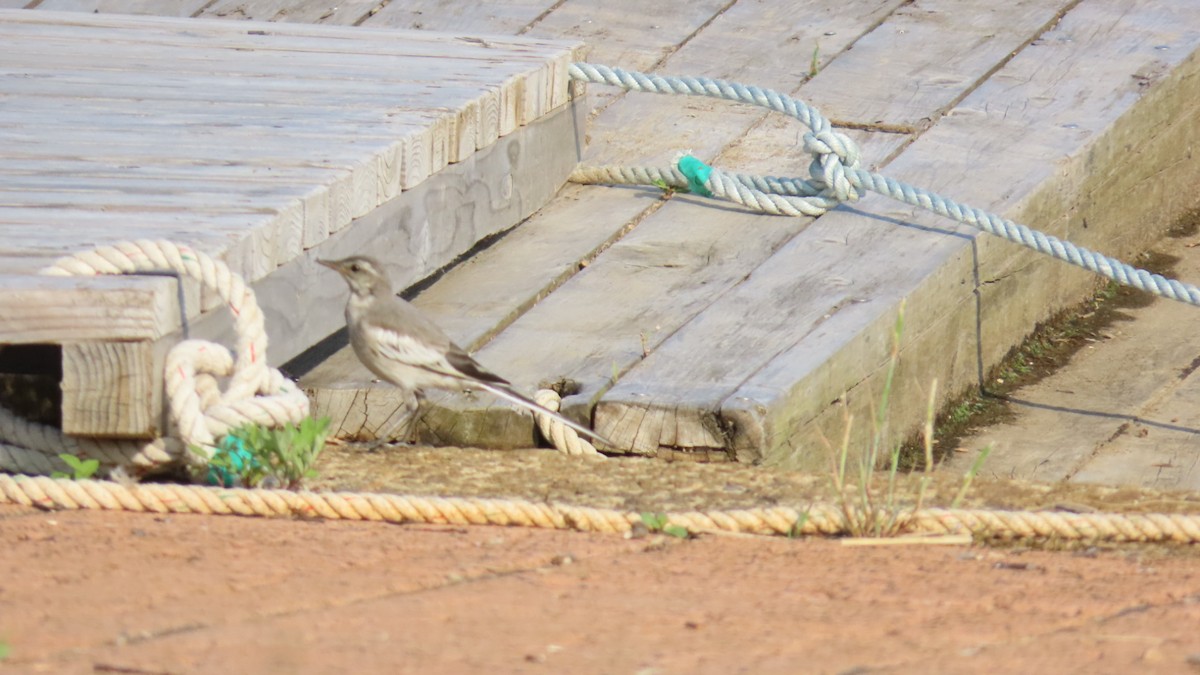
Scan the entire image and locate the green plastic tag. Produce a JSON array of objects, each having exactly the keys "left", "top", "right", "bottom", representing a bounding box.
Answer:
[{"left": 677, "top": 155, "right": 713, "bottom": 197}]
